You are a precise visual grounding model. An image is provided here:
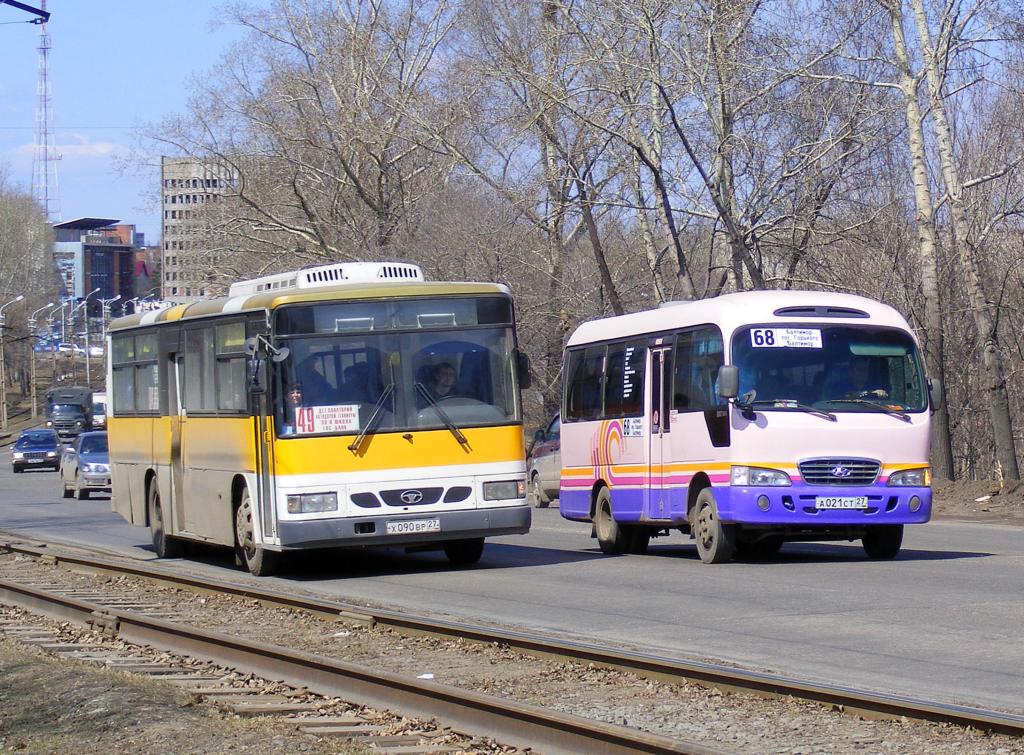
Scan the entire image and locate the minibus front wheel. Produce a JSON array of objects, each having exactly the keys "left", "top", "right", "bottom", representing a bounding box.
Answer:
[{"left": 693, "top": 488, "right": 736, "bottom": 564}]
